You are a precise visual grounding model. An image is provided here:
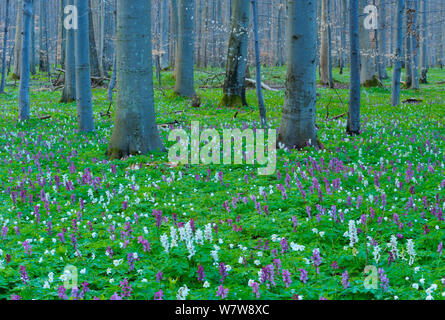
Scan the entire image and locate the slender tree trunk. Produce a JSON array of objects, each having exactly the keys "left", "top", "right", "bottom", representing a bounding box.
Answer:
[
  {"left": 391, "top": 0, "right": 405, "bottom": 106},
  {"left": 160, "top": 0, "right": 169, "bottom": 69},
  {"left": 320, "top": 0, "right": 332, "bottom": 86},
  {"left": 171, "top": 0, "right": 178, "bottom": 74},
  {"left": 359, "top": 0, "right": 379, "bottom": 86},
  {"left": 419, "top": 0, "right": 428, "bottom": 83},
  {"left": 30, "top": 0, "right": 36, "bottom": 75},
  {"left": 39, "top": 0, "right": 49, "bottom": 73},
  {"left": 61, "top": 0, "right": 76, "bottom": 103},
  {"left": 410, "top": 0, "right": 419, "bottom": 89},
  {"left": 377, "top": 0, "right": 388, "bottom": 79},
  {"left": 12, "top": 0, "right": 23, "bottom": 79},
  {"left": 347, "top": 0, "right": 361, "bottom": 135},
  {"left": 174, "top": 0, "right": 195, "bottom": 97},
  {"left": 278, "top": 0, "right": 318, "bottom": 149},
  {"left": 405, "top": 0, "right": 413, "bottom": 87},
  {"left": 0, "top": 0, "right": 11, "bottom": 92},
  {"left": 251, "top": 0, "right": 267, "bottom": 128},
  {"left": 75, "top": 0, "right": 95, "bottom": 132},
  {"left": 107, "top": 0, "right": 165, "bottom": 159},
  {"left": 88, "top": 0, "right": 102, "bottom": 78},
  {"left": 276, "top": 0, "right": 284, "bottom": 66},
  {"left": 19, "top": 0, "right": 33, "bottom": 121},
  {"left": 339, "top": 0, "right": 348, "bottom": 74},
  {"left": 220, "top": 0, "right": 249, "bottom": 107}
]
